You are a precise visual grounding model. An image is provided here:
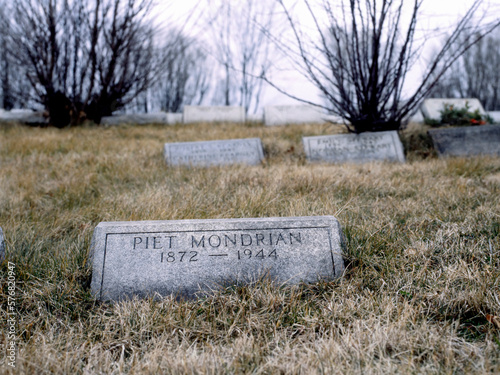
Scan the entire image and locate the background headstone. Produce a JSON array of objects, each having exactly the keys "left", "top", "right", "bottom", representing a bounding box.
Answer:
[
  {"left": 164, "top": 138, "right": 264, "bottom": 167},
  {"left": 0, "top": 227, "right": 5, "bottom": 263},
  {"left": 408, "top": 110, "right": 424, "bottom": 124},
  {"left": 421, "top": 98, "right": 486, "bottom": 121},
  {"left": 303, "top": 131, "right": 405, "bottom": 164},
  {"left": 183, "top": 106, "right": 245, "bottom": 123},
  {"left": 0, "top": 109, "right": 48, "bottom": 126},
  {"left": 101, "top": 112, "right": 180, "bottom": 125},
  {"left": 488, "top": 111, "right": 500, "bottom": 124},
  {"left": 166, "top": 113, "right": 183, "bottom": 124},
  {"left": 89, "top": 216, "right": 345, "bottom": 301},
  {"left": 264, "top": 105, "right": 325, "bottom": 126},
  {"left": 428, "top": 124, "right": 500, "bottom": 157}
]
